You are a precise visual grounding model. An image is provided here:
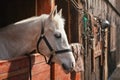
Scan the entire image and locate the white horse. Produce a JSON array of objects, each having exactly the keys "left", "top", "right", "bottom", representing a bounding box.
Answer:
[{"left": 0, "top": 6, "right": 75, "bottom": 73}]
